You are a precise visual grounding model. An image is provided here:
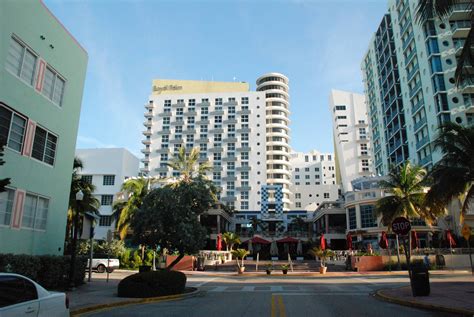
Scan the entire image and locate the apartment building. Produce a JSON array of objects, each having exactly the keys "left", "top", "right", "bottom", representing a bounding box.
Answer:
[
  {"left": 362, "top": 0, "right": 473, "bottom": 175},
  {"left": 75, "top": 148, "right": 139, "bottom": 240},
  {"left": 329, "top": 90, "right": 373, "bottom": 193},
  {"left": 0, "top": 1, "right": 88, "bottom": 255},
  {"left": 289, "top": 150, "right": 339, "bottom": 211}
]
